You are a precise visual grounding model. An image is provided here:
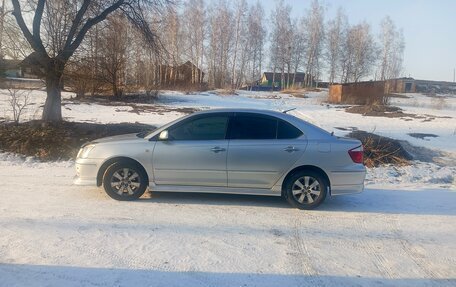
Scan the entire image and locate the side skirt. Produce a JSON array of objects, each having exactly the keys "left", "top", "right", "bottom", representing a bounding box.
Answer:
[{"left": 150, "top": 184, "right": 282, "bottom": 197}]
